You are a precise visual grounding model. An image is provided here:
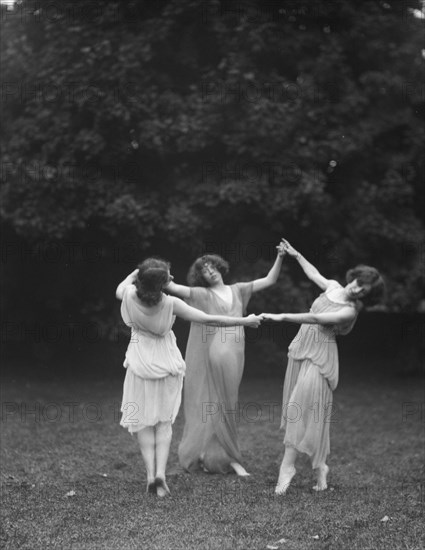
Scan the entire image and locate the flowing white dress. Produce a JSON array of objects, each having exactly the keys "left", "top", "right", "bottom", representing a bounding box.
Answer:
[
  {"left": 178, "top": 283, "right": 253, "bottom": 473},
  {"left": 120, "top": 287, "right": 186, "bottom": 433},
  {"left": 281, "top": 283, "right": 359, "bottom": 468}
]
